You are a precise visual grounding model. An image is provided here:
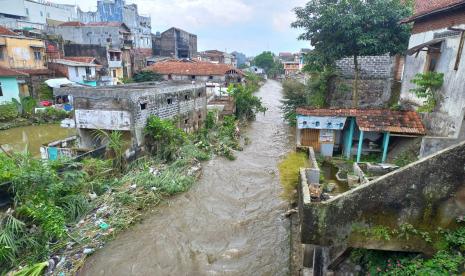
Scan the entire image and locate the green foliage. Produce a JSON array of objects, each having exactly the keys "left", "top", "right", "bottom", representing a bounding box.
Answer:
[
  {"left": 12, "top": 97, "right": 37, "bottom": 117},
  {"left": 228, "top": 84, "right": 267, "bottom": 121},
  {"left": 393, "top": 149, "right": 418, "bottom": 167},
  {"left": 38, "top": 82, "right": 53, "bottom": 100},
  {"left": 293, "top": 0, "right": 412, "bottom": 106},
  {"left": 132, "top": 71, "right": 163, "bottom": 83},
  {"left": 252, "top": 51, "right": 276, "bottom": 74},
  {"left": 19, "top": 200, "right": 66, "bottom": 239},
  {"left": 0, "top": 102, "right": 19, "bottom": 121},
  {"left": 409, "top": 72, "right": 444, "bottom": 113},
  {"left": 278, "top": 151, "right": 309, "bottom": 202},
  {"left": 13, "top": 261, "right": 49, "bottom": 276},
  {"left": 205, "top": 111, "right": 217, "bottom": 130},
  {"left": 92, "top": 130, "right": 126, "bottom": 174},
  {"left": 35, "top": 107, "right": 69, "bottom": 123},
  {"left": 281, "top": 67, "right": 334, "bottom": 125},
  {"left": 145, "top": 116, "right": 187, "bottom": 161},
  {"left": 351, "top": 225, "right": 465, "bottom": 275}
]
